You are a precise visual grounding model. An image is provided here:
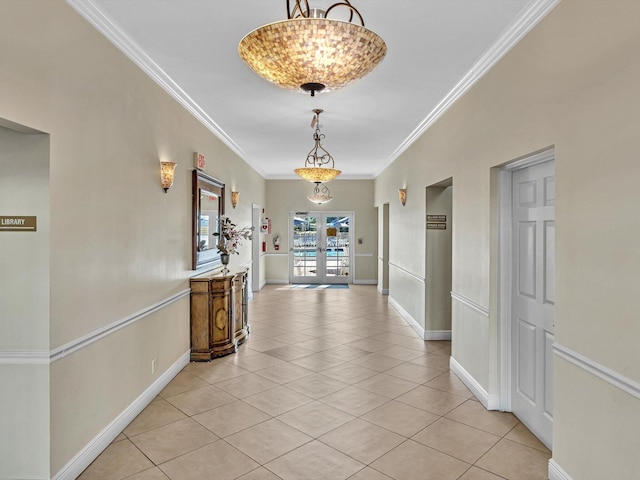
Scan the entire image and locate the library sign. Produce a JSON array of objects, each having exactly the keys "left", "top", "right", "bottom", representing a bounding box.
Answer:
[{"left": 0, "top": 216, "right": 37, "bottom": 232}]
